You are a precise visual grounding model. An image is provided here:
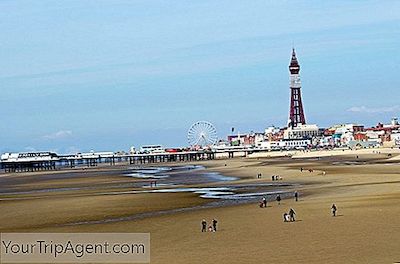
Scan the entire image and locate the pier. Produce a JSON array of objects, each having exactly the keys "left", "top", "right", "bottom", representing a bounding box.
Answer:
[
  {"left": 127, "top": 151, "right": 215, "bottom": 165},
  {"left": 0, "top": 148, "right": 254, "bottom": 173}
]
